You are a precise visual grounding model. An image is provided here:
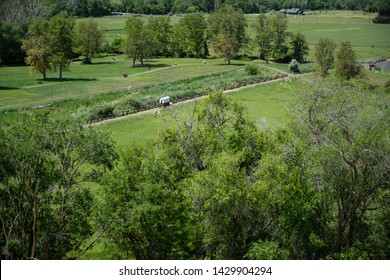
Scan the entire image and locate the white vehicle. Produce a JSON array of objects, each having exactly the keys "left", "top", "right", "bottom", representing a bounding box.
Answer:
[{"left": 158, "top": 96, "right": 171, "bottom": 107}]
